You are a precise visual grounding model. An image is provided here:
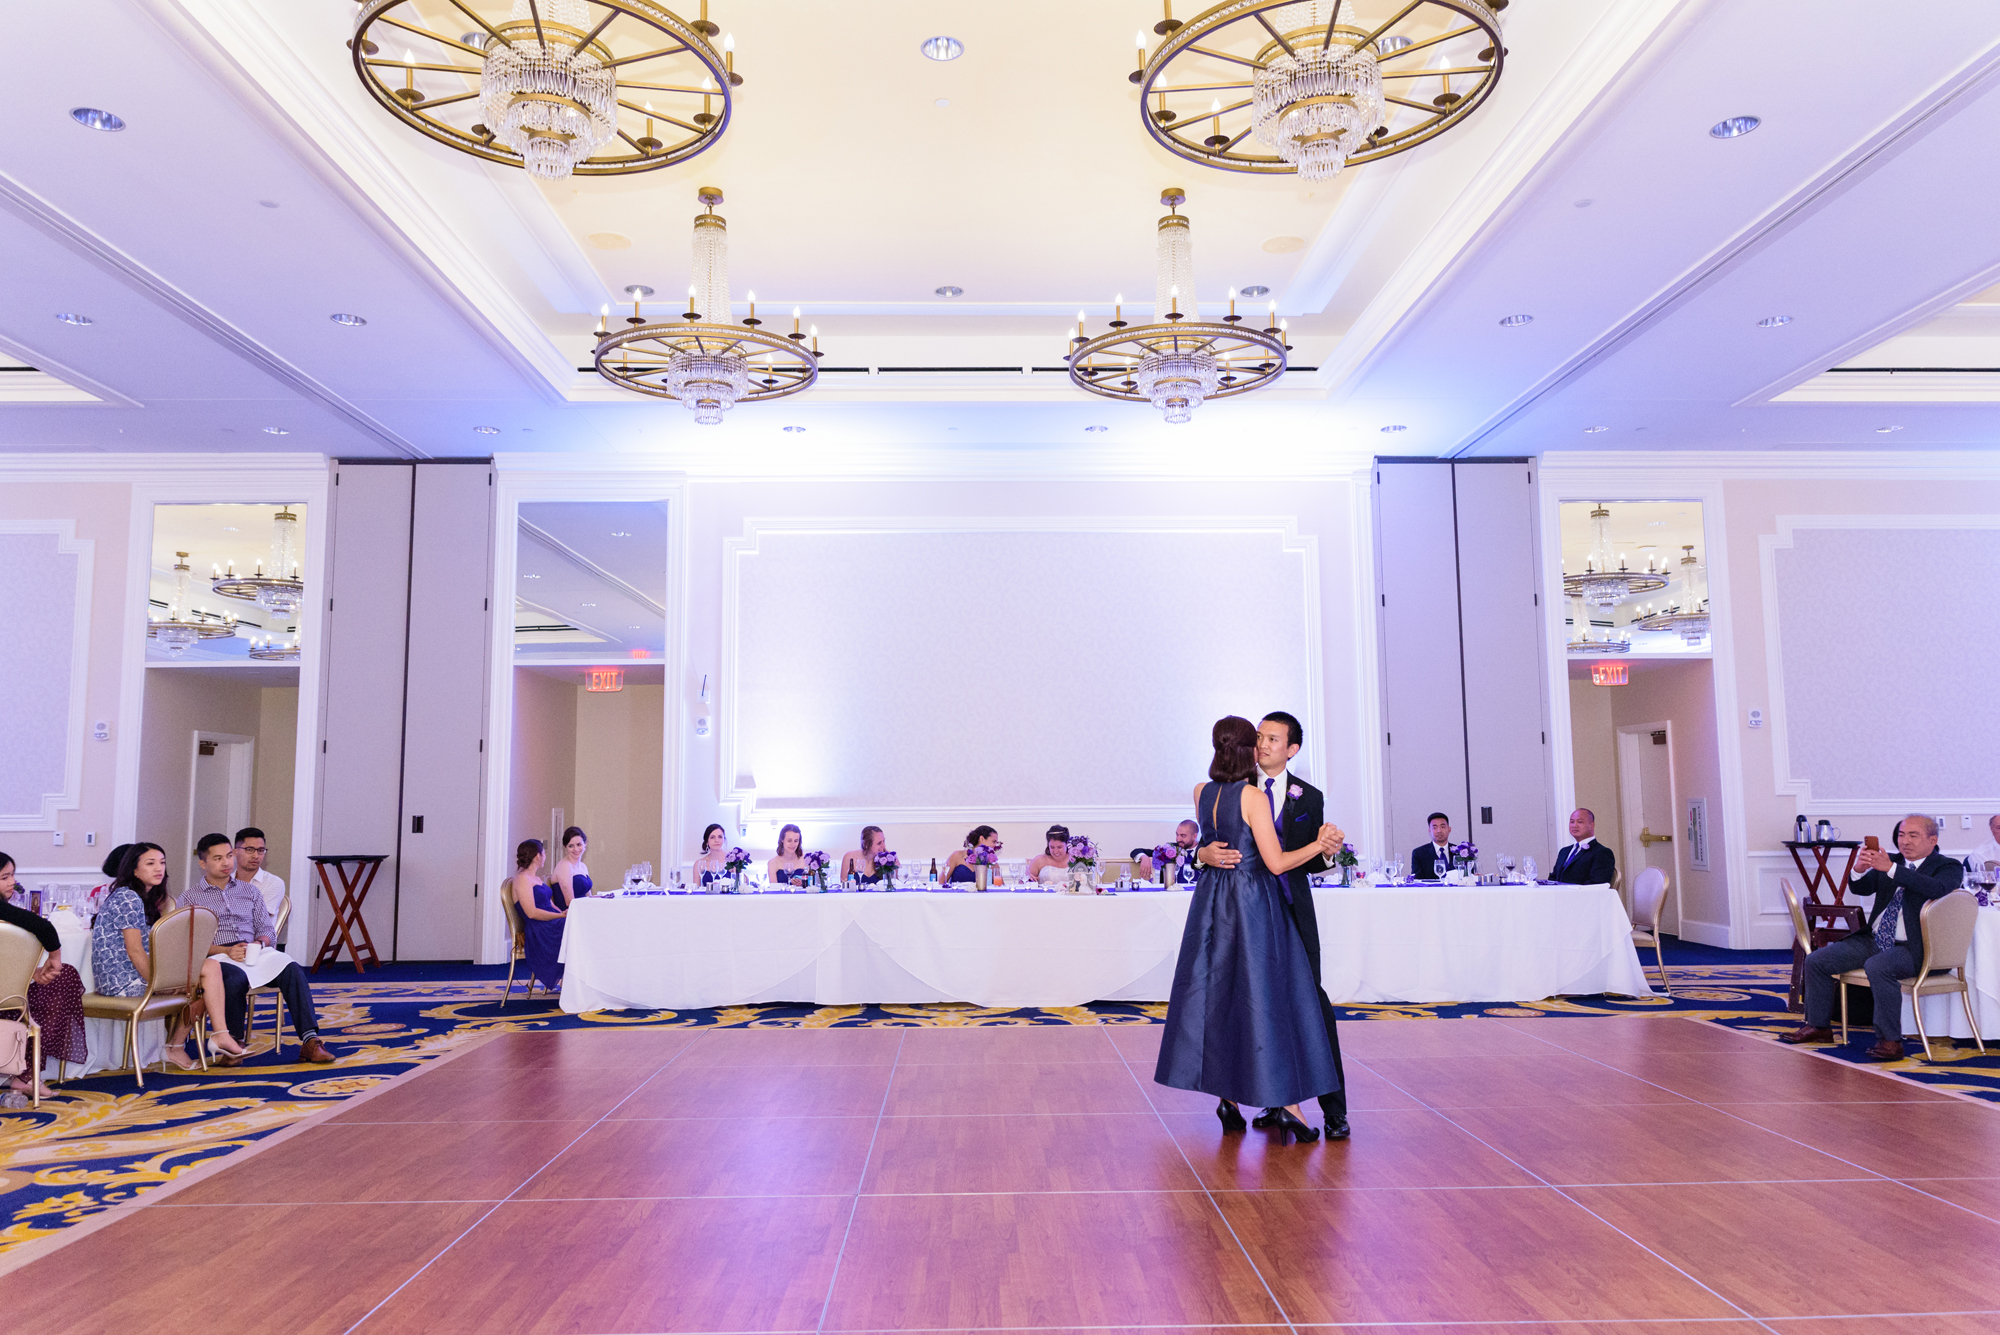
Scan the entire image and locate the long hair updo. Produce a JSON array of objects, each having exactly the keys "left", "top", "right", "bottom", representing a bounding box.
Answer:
[
  {"left": 1208, "top": 715, "right": 1259, "bottom": 783},
  {"left": 516, "top": 838, "right": 545, "bottom": 872},
  {"left": 963, "top": 824, "right": 997, "bottom": 849}
]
